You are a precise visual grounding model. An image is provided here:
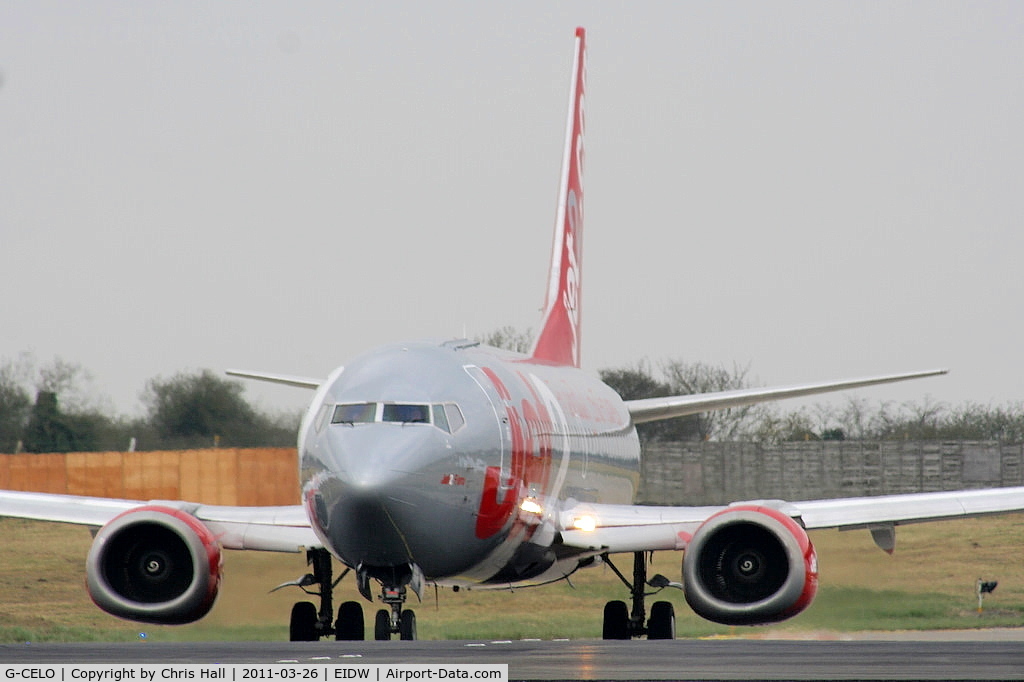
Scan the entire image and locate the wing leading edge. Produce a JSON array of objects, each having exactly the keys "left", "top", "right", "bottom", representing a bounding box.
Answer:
[
  {"left": 625, "top": 368, "right": 948, "bottom": 424},
  {"left": 225, "top": 369, "right": 322, "bottom": 389},
  {"left": 0, "top": 490, "right": 319, "bottom": 552},
  {"left": 557, "top": 486, "right": 1024, "bottom": 556}
]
